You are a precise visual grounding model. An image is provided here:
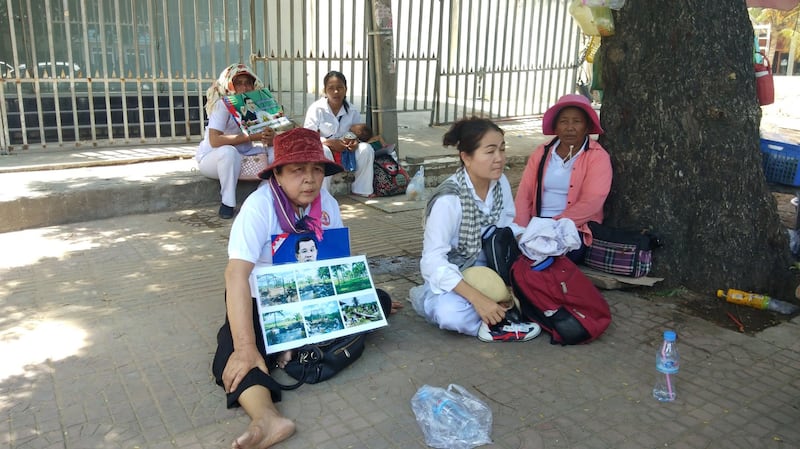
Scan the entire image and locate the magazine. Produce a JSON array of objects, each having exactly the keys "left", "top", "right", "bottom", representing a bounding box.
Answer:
[
  {"left": 250, "top": 255, "right": 388, "bottom": 354},
  {"left": 222, "top": 87, "right": 294, "bottom": 135}
]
